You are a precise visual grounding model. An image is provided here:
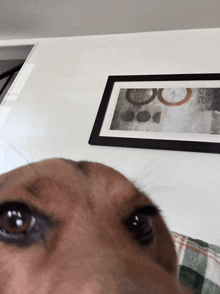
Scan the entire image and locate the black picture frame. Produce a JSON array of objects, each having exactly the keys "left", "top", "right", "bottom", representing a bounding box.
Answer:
[{"left": 89, "top": 74, "right": 220, "bottom": 153}]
